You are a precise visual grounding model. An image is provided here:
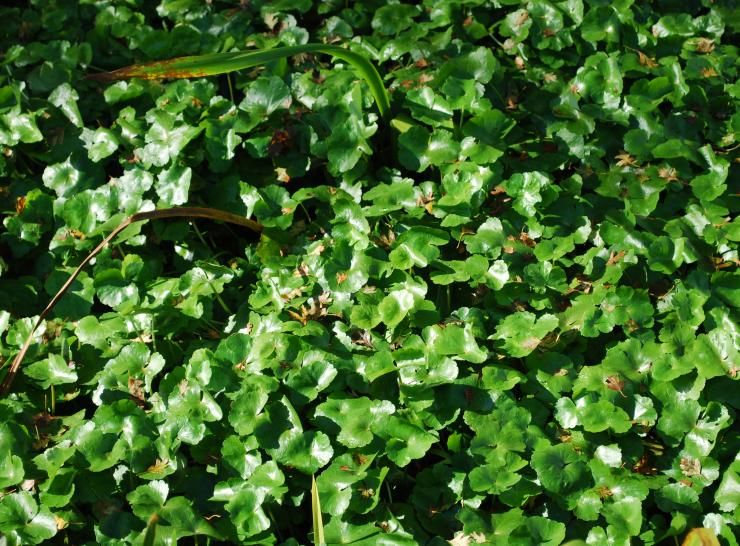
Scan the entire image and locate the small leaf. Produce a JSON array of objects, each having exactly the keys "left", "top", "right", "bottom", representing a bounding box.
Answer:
[
  {"left": 49, "top": 83, "right": 82, "bottom": 127},
  {"left": 156, "top": 164, "right": 192, "bottom": 206},
  {"left": 491, "top": 312, "right": 559, "bottom": 357},
  {"left": 80, "top": 127, "right": 119, "bottom": 162},
  {"left": 24, "top": 355, "right": 77, "bottom": 389}
]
